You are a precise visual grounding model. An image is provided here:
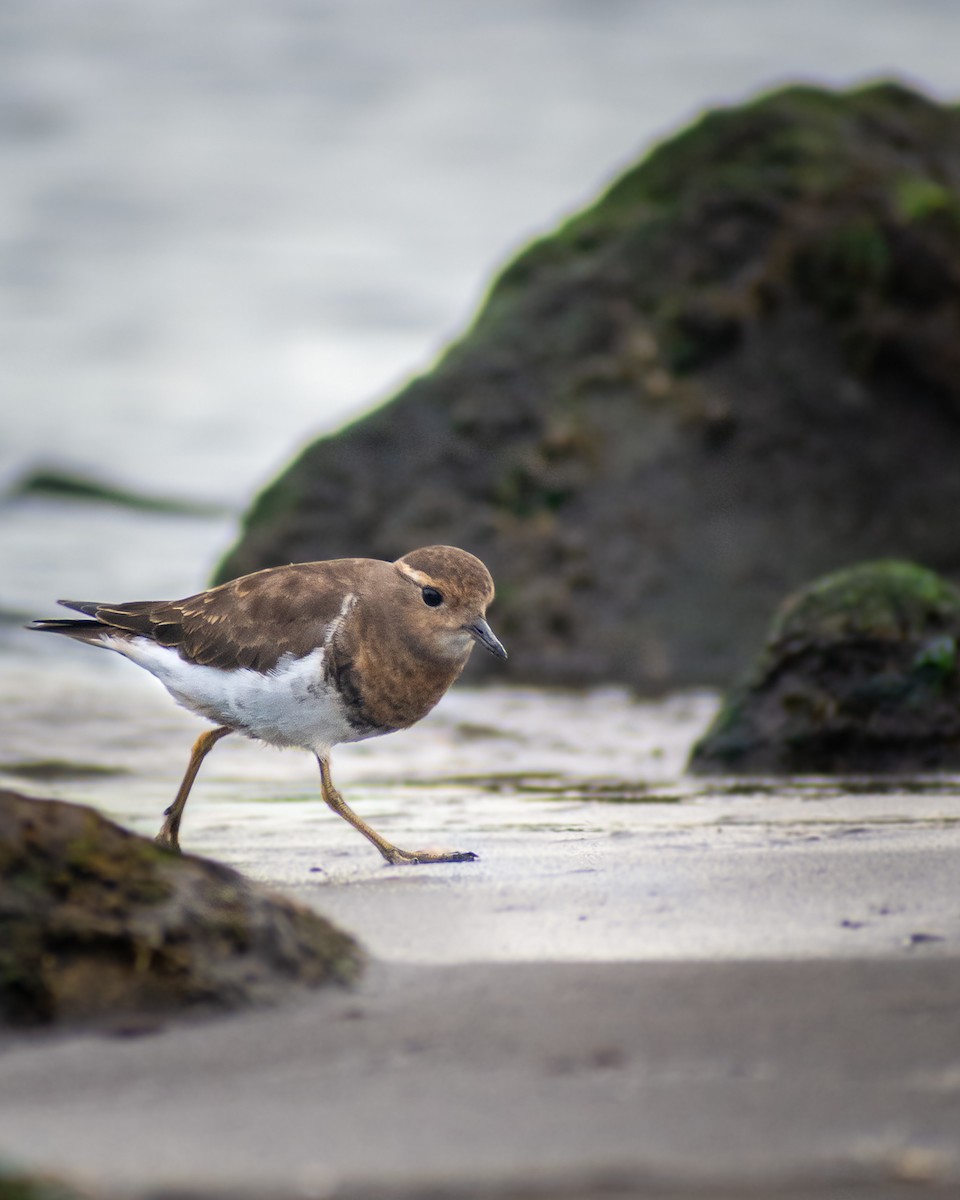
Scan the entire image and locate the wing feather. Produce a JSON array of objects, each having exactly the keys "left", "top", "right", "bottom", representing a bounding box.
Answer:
[{"left": 51, "top": 560, "right": 373, "bottom": 672}]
